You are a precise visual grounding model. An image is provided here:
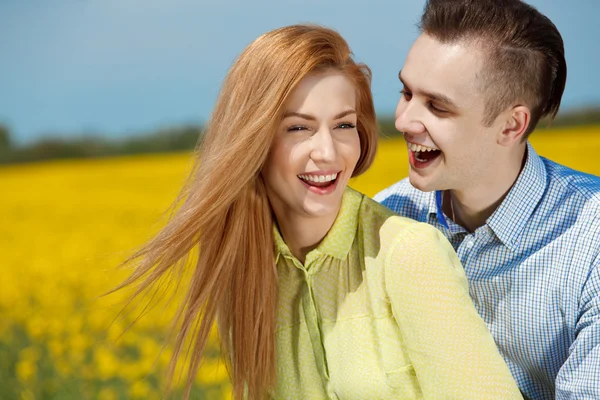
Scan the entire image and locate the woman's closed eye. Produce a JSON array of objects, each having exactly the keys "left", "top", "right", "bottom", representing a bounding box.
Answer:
[
  {"left": 336, "top": 122, "right": 356, "bottom": 130},
  {"left": 286, "top": 125, "right": 309, "bottom": 132},
  {"left": 286, "top": 122, "right": 355, "bottom": 132}
]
